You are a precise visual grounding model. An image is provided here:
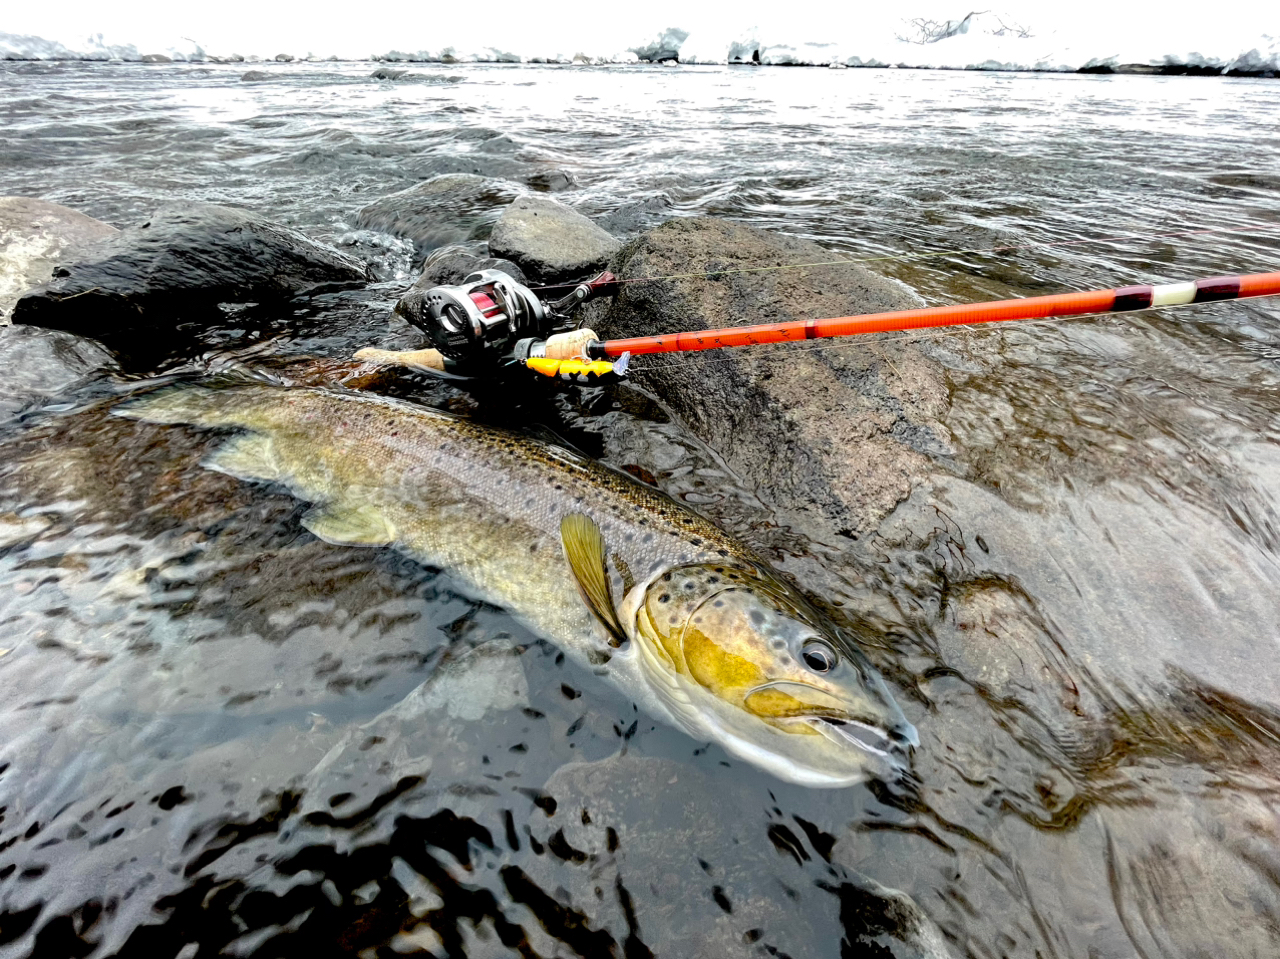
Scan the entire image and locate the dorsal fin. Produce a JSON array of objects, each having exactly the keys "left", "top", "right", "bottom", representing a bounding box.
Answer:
[{"left": 560, "top": 512, "right": 627, "bottom": 648}]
